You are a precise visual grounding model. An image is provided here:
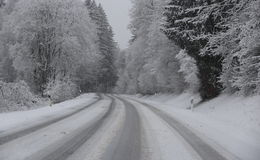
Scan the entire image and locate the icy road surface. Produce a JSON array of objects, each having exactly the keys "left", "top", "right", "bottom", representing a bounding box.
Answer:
[{"left": 0, "top": 94, "right": 259, "bottom": 160}]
